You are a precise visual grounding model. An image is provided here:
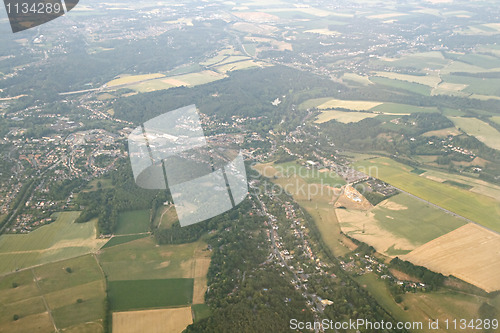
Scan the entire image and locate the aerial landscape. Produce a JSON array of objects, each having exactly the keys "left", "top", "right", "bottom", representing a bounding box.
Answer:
[{"left": 0, "top": 0, "right": 500, "bottom": 332}]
